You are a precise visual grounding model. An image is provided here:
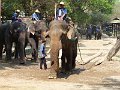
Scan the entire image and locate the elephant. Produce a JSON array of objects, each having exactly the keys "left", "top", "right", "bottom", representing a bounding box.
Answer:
[
  {"left": 24, "top": 19, "right": 48, "bottom": 62},
  {"left": 0, "top": 21, "right": 27, "bottom": 64},
  {"left": 0, "top": 22, "right": 11, "bottom": 60},
  {"left": 48, "top": 19, "right": 78, "bottom": 78},
  {"left": 0, "top": 19, "right": 48, "bottom": 64},
  {"left": 61, "top": 23, "right": 78, "bottom": 73},
  {"left": 13, "top": 19, "right": 48, "bottom": 62}
]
